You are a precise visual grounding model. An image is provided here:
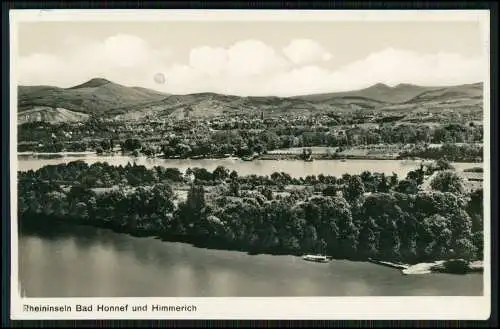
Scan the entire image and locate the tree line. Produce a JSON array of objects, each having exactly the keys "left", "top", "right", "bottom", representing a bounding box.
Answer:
[
  {"left": 18, "top": 159, "right": 455, "bottom": 193},
  {"left": 18, "top": 120, "right": 483, "bottom": 159},
  {"left": 400, "top": 143, "right": 483, "bottom": 162}
]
